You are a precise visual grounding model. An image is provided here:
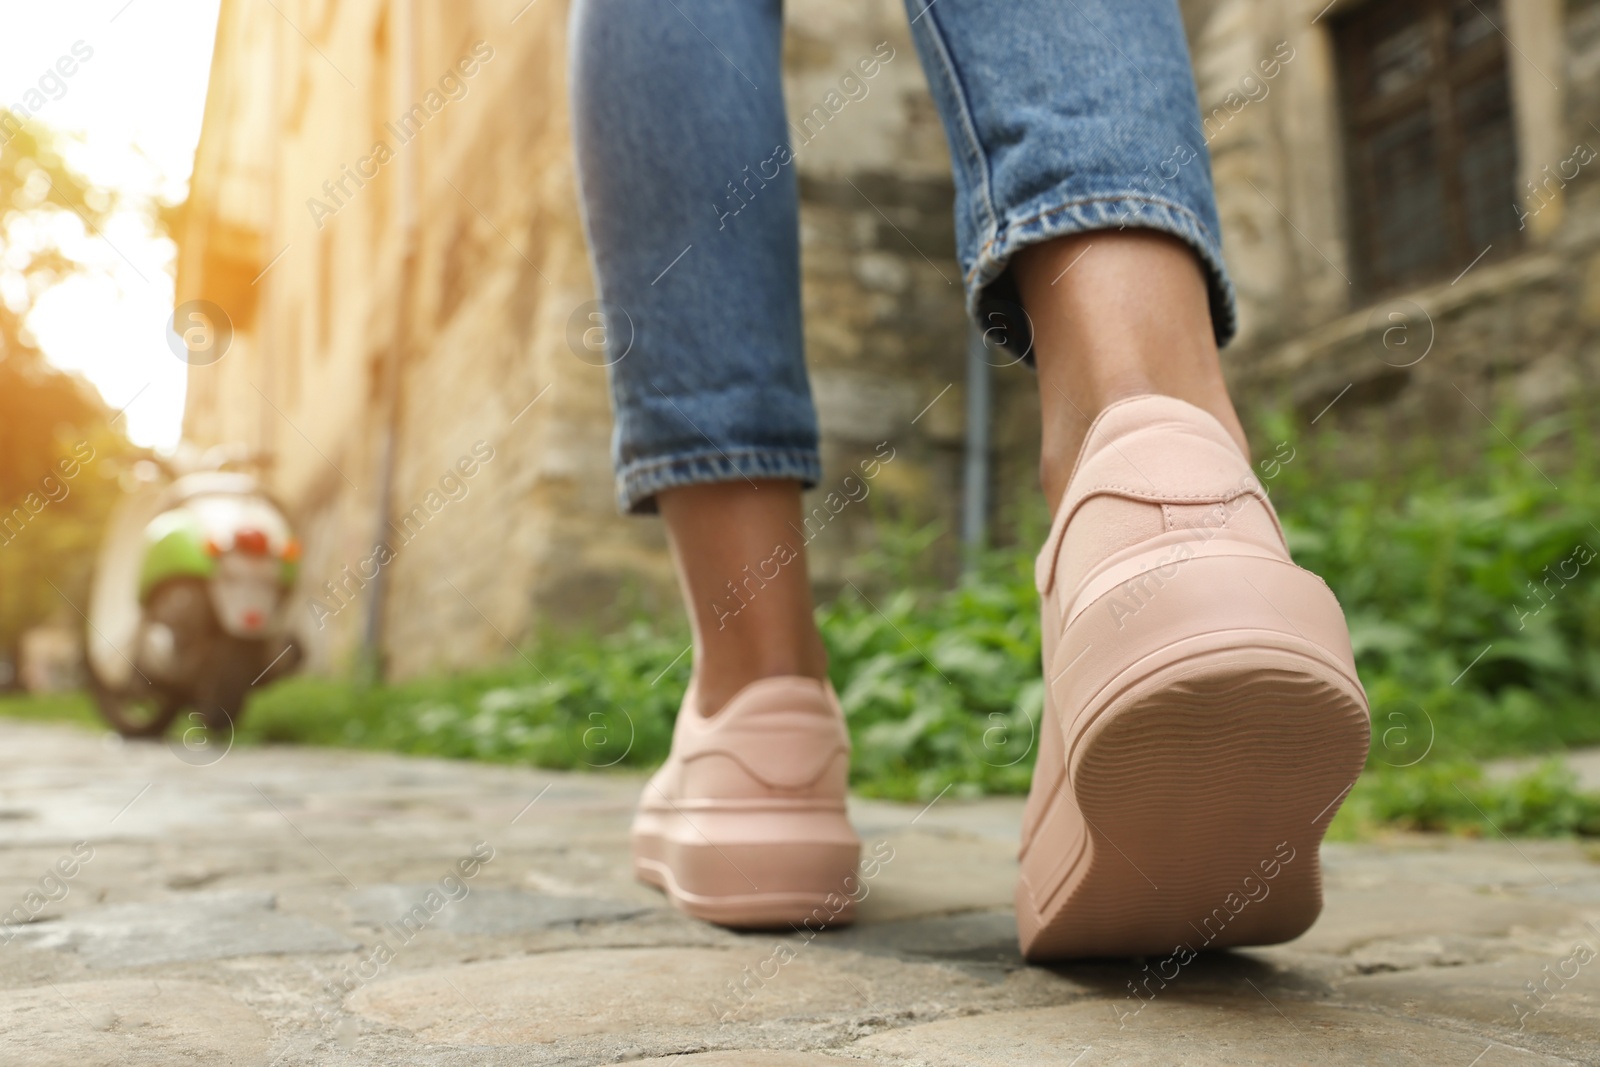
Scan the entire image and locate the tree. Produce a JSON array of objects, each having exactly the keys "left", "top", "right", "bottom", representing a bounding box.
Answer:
[{"left": 0, "top": 110, "right": 139, "bottom": 682}]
